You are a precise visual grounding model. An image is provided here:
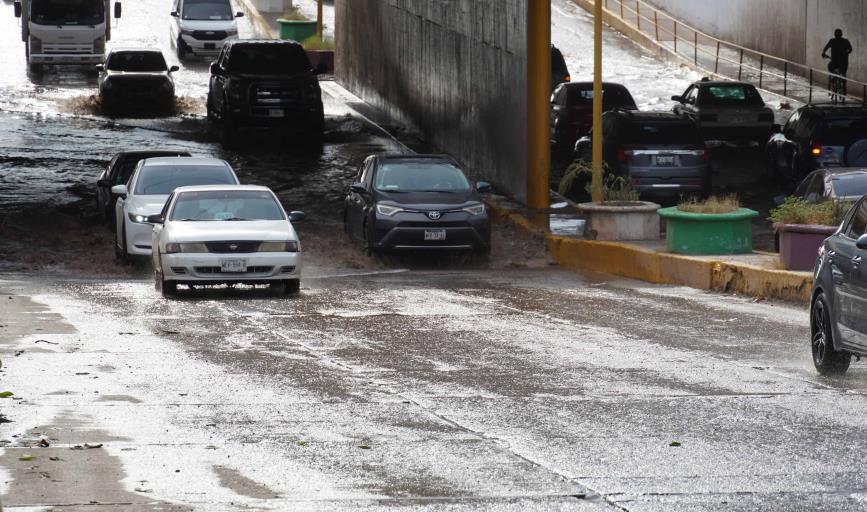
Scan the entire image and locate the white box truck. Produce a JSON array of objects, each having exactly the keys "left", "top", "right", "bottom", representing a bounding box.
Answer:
[{"left": 14, "top": 0, "right": 121, "bottom": 68}]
